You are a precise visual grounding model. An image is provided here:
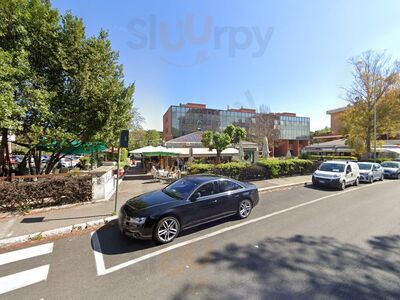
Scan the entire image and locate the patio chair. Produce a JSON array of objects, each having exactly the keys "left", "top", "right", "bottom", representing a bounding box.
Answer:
[{"left": 150, "top": 166, "right": 161, "bottom": 182}]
